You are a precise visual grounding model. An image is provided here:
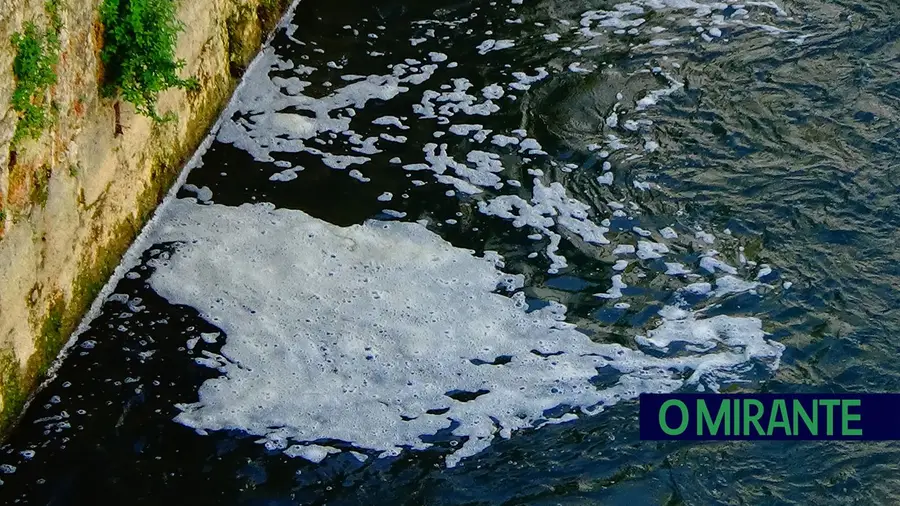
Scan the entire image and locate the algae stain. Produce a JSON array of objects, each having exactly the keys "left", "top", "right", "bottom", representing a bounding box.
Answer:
[
  {"left": 0, "top": 0, "right": 294, "bottom": 439},
  {"left": 0, "top": 350, "right": 26, "bottom": 433},
  {"left": 0, "top": 214, "right": 137, "bottom": 437}
]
